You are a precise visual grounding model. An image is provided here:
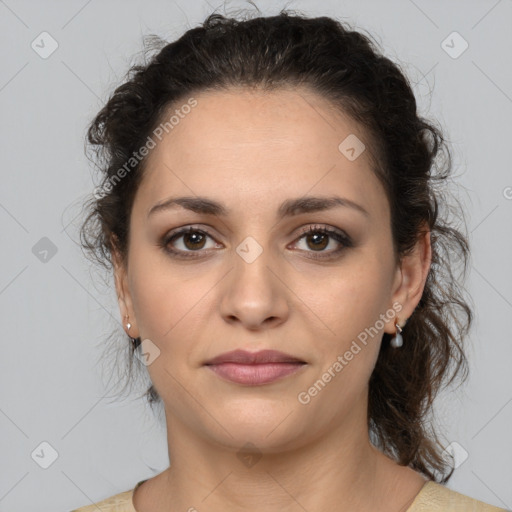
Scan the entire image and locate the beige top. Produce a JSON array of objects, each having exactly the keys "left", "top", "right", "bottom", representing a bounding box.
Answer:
[{"left": 71, "top": 479, "right": 510, "bottom": 511}]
